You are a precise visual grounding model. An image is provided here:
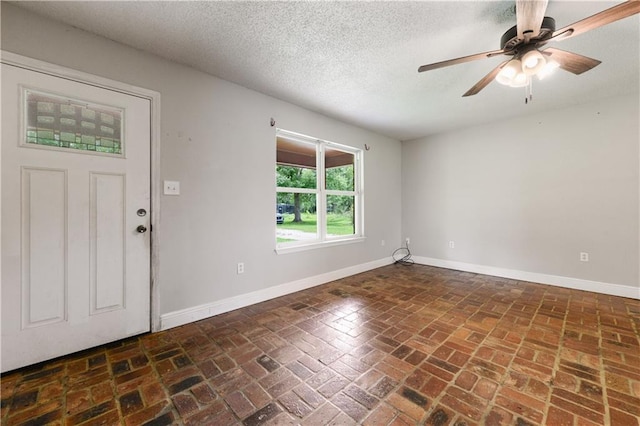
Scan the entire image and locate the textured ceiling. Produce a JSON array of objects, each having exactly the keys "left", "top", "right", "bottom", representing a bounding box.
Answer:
[{"left": 12, "top": 1, "right": 640, "bottom": 141}]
